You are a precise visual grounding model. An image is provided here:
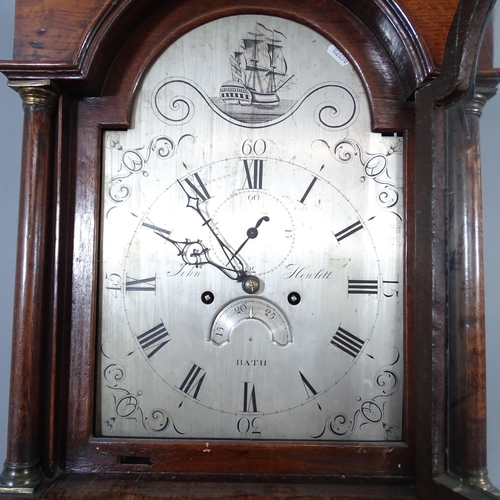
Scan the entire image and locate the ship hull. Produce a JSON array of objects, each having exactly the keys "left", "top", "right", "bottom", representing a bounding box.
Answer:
[
  {"left": 220, "top": 81, "right": 281, "bottom": 108},
  {"left": 220, "top": 81, "right": 252, "bottom": 106},
  {"left": 249, "top": 89, "right": 280, "bottom": 107}
]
